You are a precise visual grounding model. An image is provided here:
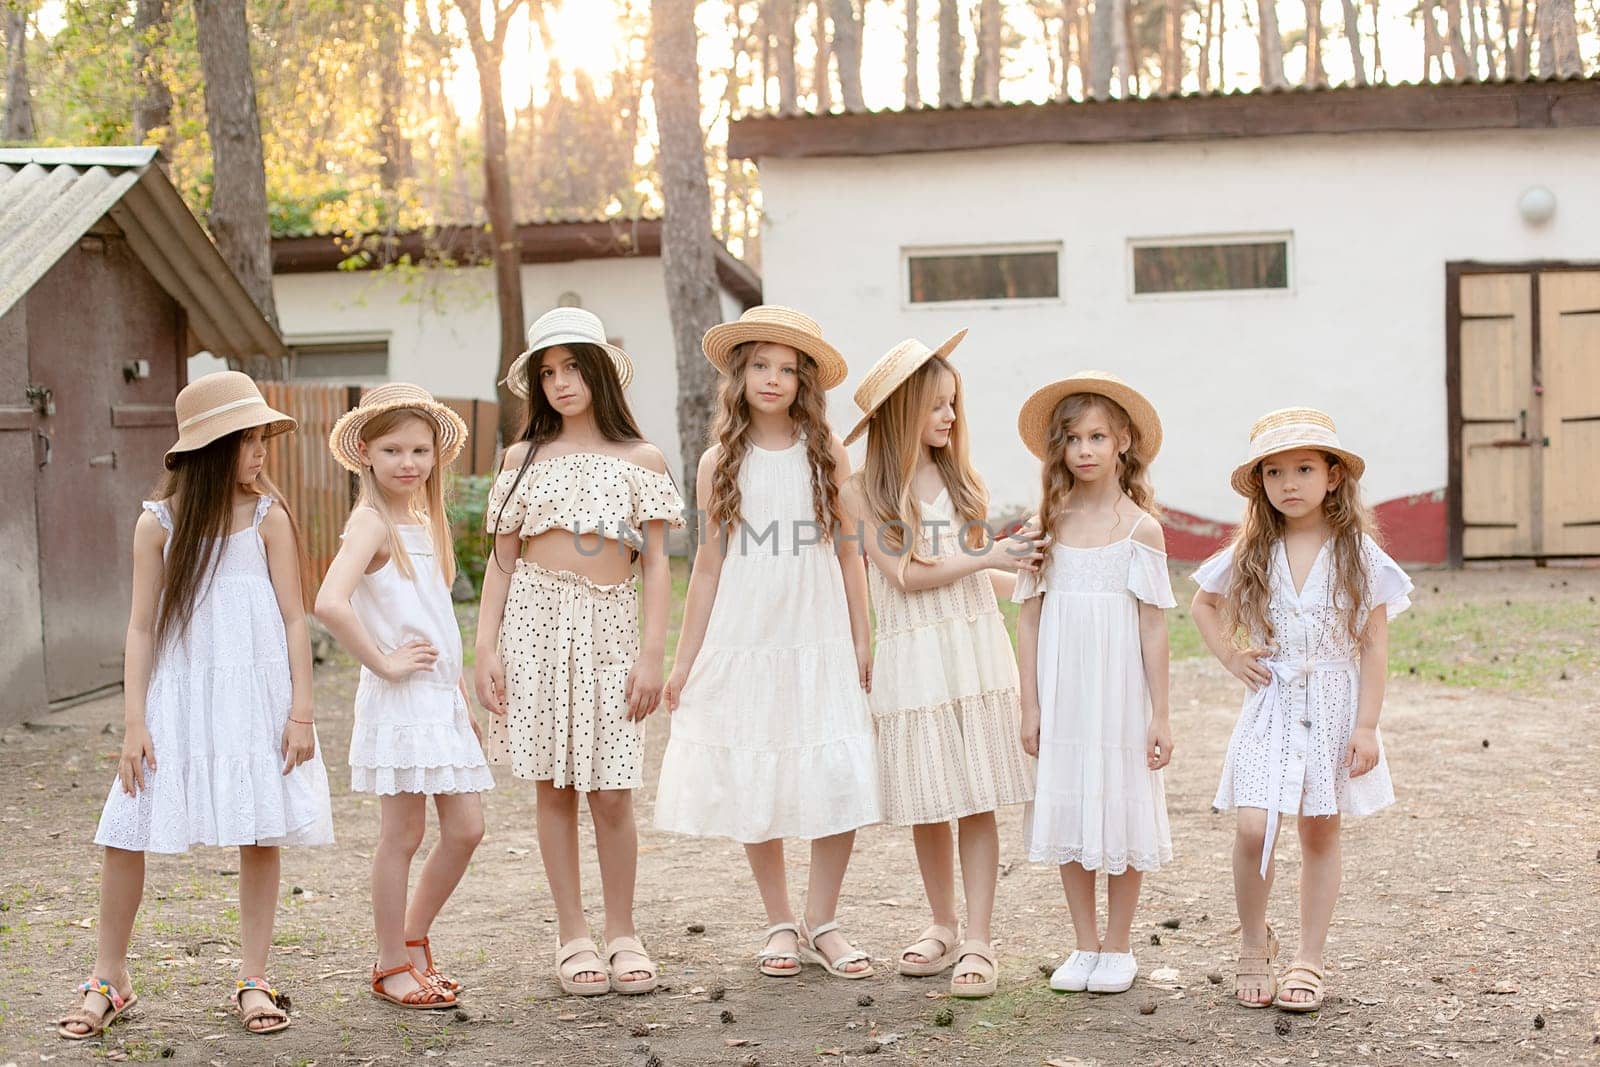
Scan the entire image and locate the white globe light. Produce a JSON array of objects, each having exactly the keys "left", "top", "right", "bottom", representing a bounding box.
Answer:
[{"left": 1518, "top": 186, "right": 1556, "bottom": 225}]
